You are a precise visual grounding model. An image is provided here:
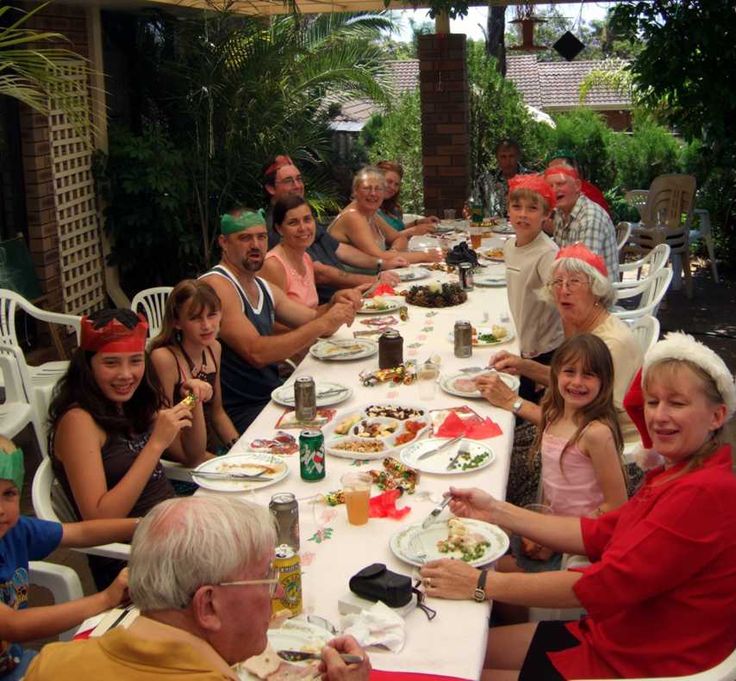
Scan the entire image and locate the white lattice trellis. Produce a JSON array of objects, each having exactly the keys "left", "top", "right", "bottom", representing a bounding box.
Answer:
[{"left": 49, "top": 61, "right": 106, "bottom": 316}]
